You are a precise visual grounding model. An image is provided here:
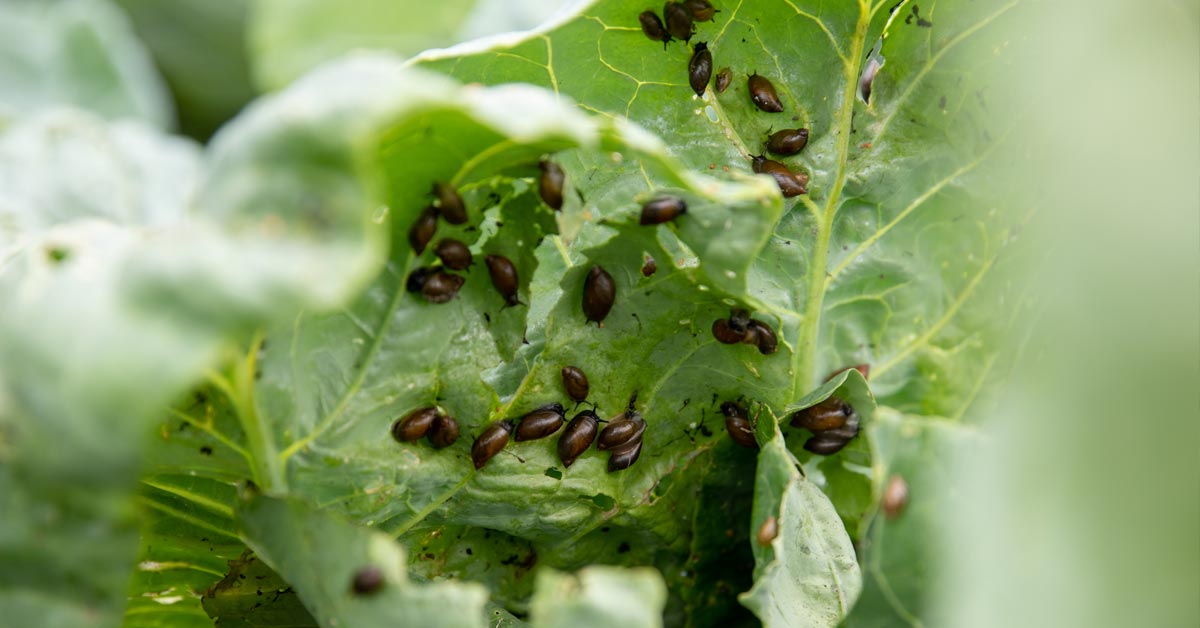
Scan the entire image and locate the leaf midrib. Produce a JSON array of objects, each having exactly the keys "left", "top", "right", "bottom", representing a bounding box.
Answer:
[{"left": 791, "top": 1, "right": 874, "bottom": 400}]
